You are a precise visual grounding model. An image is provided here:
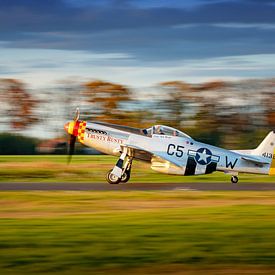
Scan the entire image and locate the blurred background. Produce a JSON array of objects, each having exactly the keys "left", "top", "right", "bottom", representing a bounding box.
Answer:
[
  {"left": 0, "top": 0, "right": 275, "bottom": 154},
  {"left": 1, "top": 2, "right": 275, "bottom": 274}
]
